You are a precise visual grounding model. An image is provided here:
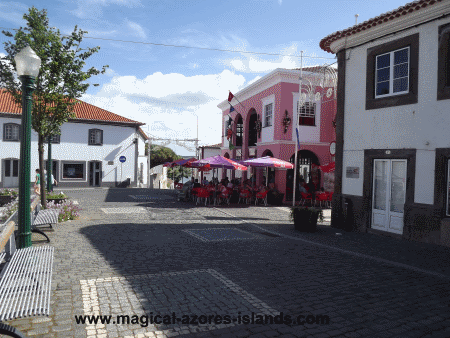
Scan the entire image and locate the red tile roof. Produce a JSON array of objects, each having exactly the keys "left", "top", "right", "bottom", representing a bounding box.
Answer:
[
  {"left": 0, "top": 89, "right": 144, "bottom": 125},
  {"left": 320, "top": 0, "right": 442, "bottom": 53}
]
